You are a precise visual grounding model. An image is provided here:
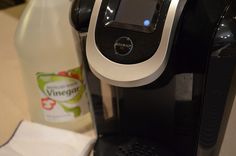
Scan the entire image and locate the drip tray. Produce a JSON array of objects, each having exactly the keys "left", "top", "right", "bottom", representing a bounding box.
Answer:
[
  {"left": 94, "top": 136, "right": 175, "bottom": 156},
  {"left": 116, "top": 139, "right": 161, "bottom": 156}
]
